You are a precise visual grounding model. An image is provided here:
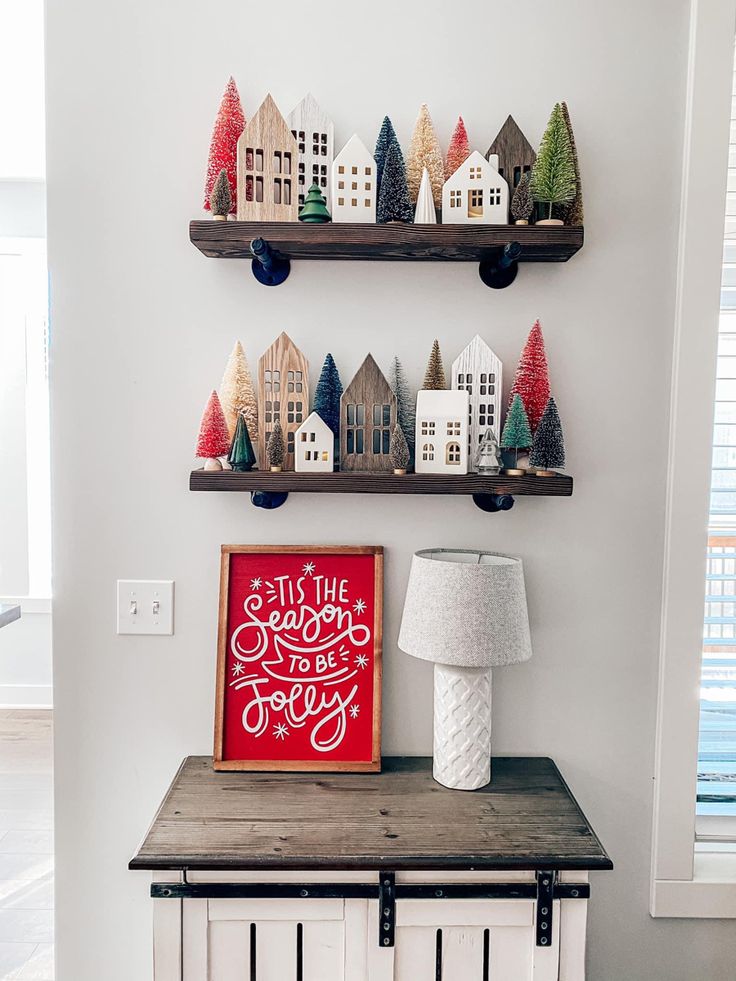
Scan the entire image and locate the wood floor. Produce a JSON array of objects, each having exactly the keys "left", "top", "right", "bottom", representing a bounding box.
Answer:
[{"left": 0, "top": 711, "right": 53, "bottom": 980}]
